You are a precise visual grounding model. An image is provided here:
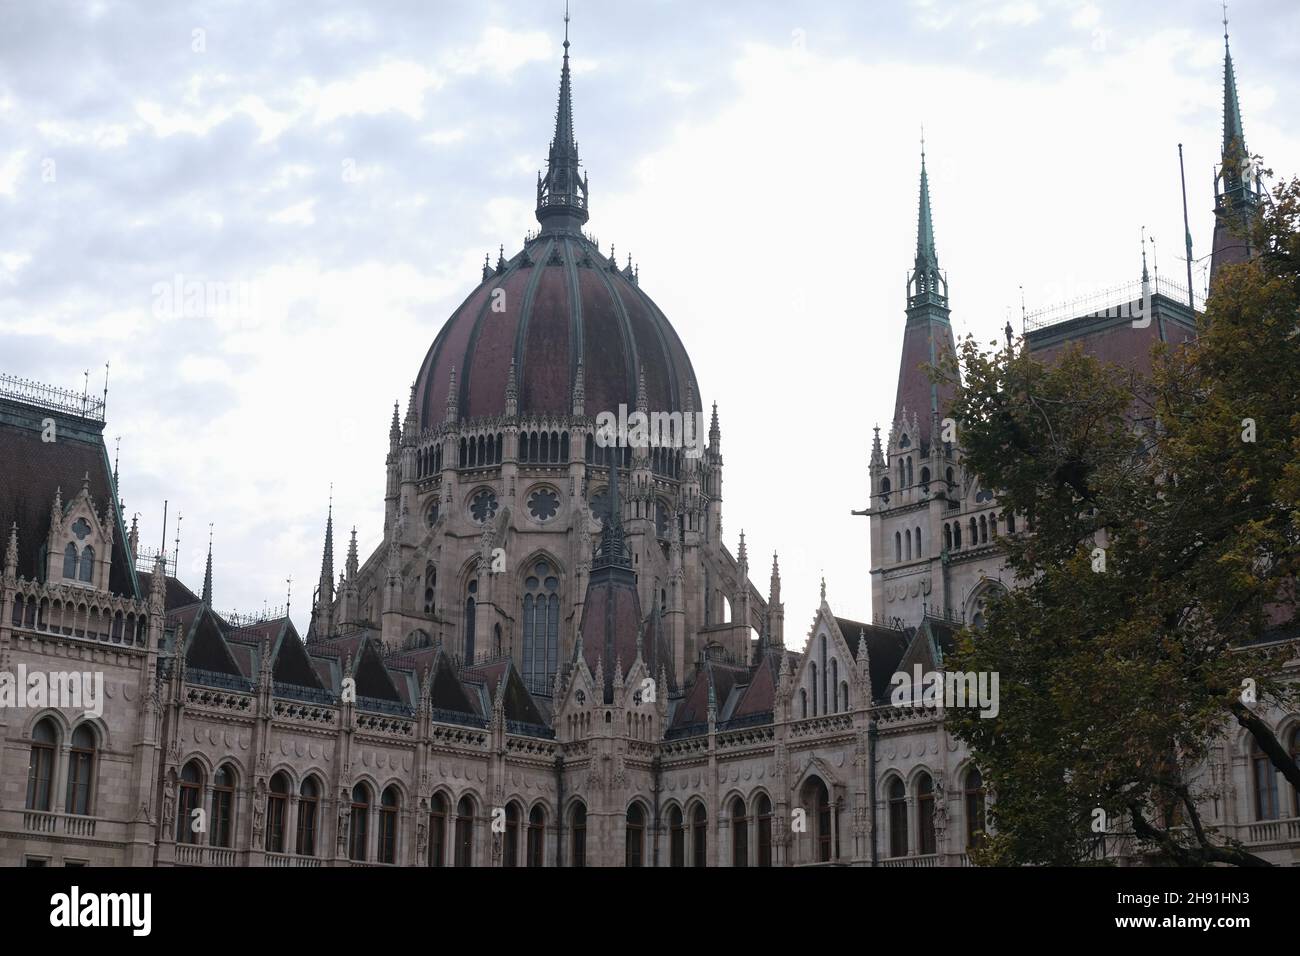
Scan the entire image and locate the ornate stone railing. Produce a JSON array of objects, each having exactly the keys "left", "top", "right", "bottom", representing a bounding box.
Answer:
[
  {"left": 22, "top": 810, "right": 100, "bottom": 838},
  {"left": 788, "top": 713, "right": 853, "bottom": 739},
  {"left": 1242, "top": 817, "right": 1300, "bottom": 846},
  {"left": 266, "top": 852, "right": 323, "bottom": 868},
  {"left": 879, "top": 853, "right": 941, "bottom": 868}
]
